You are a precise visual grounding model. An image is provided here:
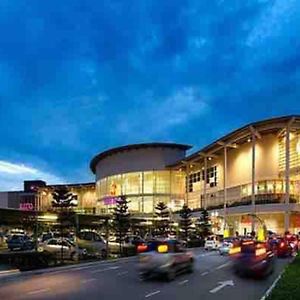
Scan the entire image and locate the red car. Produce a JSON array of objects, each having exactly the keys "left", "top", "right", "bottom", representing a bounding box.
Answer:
[{"left": 276, "top": 237, "right": 295, "bottom": 257}]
